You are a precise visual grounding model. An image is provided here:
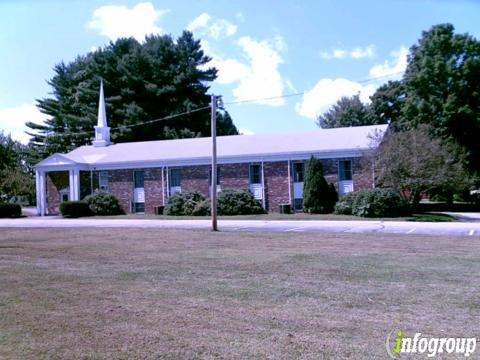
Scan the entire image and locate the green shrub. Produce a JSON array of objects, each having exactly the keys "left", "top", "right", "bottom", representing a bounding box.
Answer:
[
  {"left": 303, "top": 156, "right": 338, "bottom": 214},
  {"left": 334, "top": 192, "right": 357, "bottom": 215},
  {"left": 84, "top": 192, "right": 124, "bottom": 215},
  {"left": 0, "top": 203, "right": 22, "bottom": 218},
  {"left": 60, "top": 201, "right": 92, "bottom": 218},
  {"left": 217, "top": 189, "right": 265, "bottom": 215},
  {"left": 192, "top": 200, "right": 210, "bottom": 216},
  {"left": 353, "top": 189, "right": 410, "bottom": 217},
  {"left": 164, "top": 191, "right": 206, "bottom": 216},
  {"left": 335, "top": 189, "right": 410, "bottom": 217}
]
